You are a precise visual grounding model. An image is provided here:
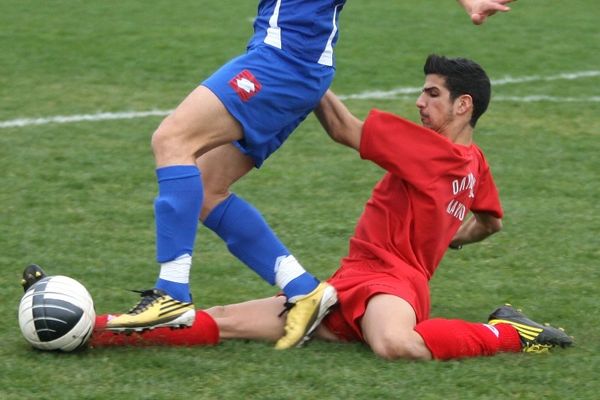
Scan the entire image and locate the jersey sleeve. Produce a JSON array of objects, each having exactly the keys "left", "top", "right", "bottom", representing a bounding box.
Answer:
[
  {"left": 470, "top": 153, "right": 504, "bottom": 218},
  {"left": 359, "top": 109, "right": 463, "bottom": 185}
]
